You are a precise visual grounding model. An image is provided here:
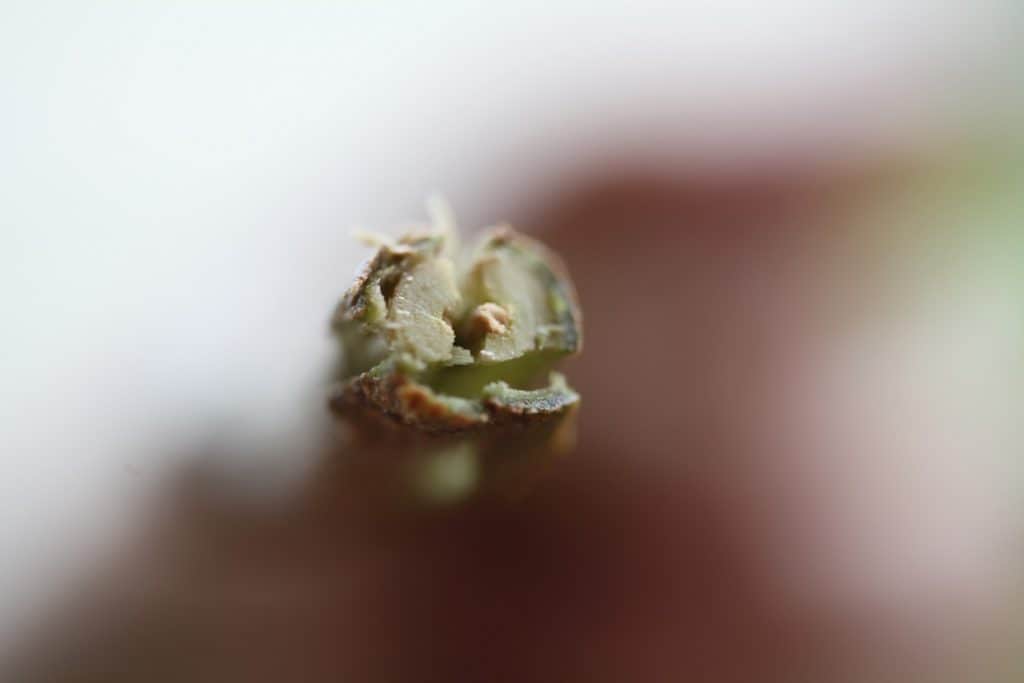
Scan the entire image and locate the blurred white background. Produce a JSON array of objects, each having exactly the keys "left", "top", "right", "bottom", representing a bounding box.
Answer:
[{"left": 0, "top": 0, "right": 1018, "bottom": 650}]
